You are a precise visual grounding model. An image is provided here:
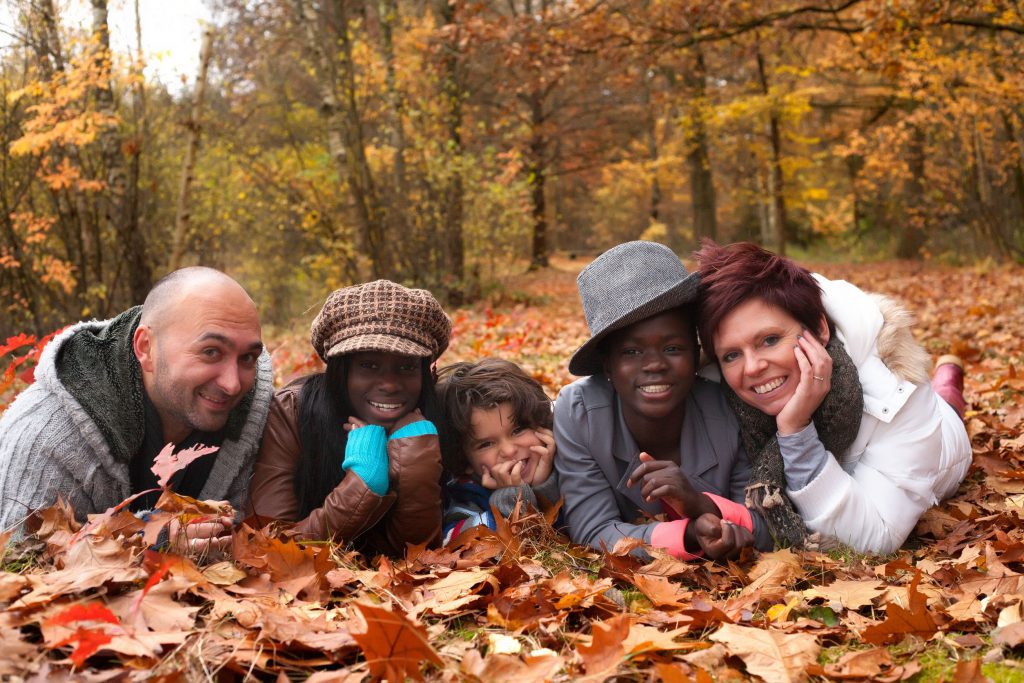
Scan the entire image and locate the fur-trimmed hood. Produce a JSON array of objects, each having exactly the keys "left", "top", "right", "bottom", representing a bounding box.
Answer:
[{"left": 870, "top": 294, "right": 932, "bottom": 385}]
